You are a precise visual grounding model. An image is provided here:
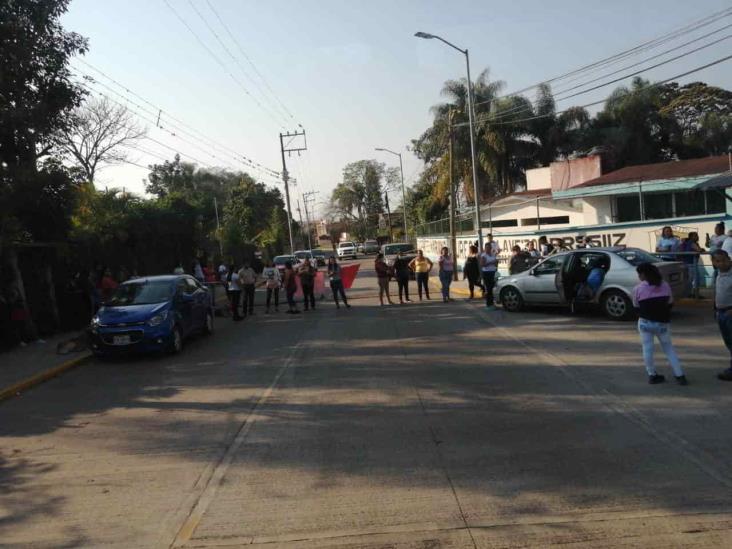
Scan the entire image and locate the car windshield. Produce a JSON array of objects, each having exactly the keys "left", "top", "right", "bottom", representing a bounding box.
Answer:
[
  {"left": 616, "top": 248, "right": 661, "bottom": 266},
  {"left": 384, "top": 244, "right": 413, "bottom": 255},
  {"left": 107, "top": 280, "right": 173, "bottom": 306},
  {"left": 339, "top": 242, "right": 354, "bottom": 248},
  {"left": 294, "top": 252, "right": 309, "bottom": 259}
]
